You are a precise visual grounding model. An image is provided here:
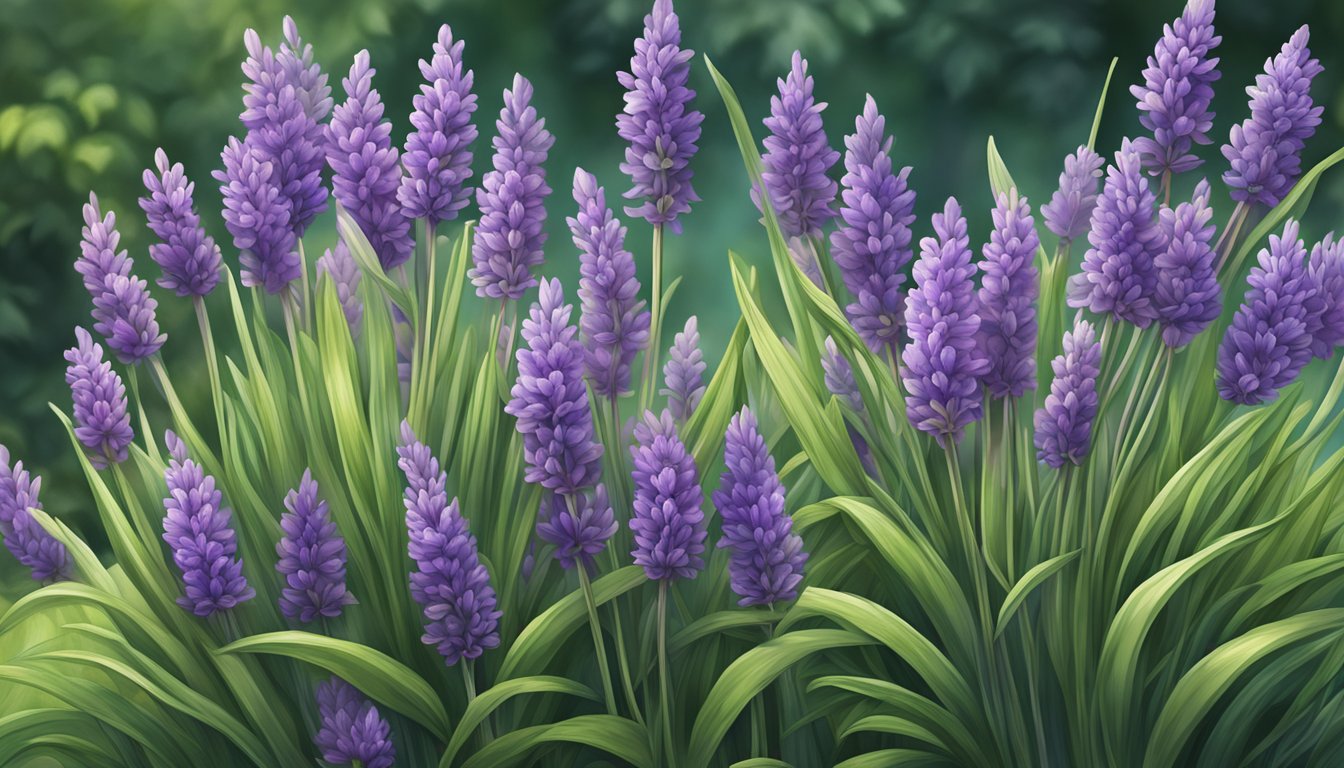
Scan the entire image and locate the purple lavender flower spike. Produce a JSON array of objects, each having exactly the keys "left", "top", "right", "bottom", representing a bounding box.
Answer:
[
  {"left": 1130, "top": 0, "right": 1221, "bottom": 177},
  {"left": 506, "top": 279, "right": 605, "bottom": 496},
  {"left": 1216, "top": 220, "right": 1316, "bottom": 404},
  {"left": 64, "top": 327, "right": 133, "bottom": 470},
  {"left": 397, "top": 423, "right": 500, "bottom": 665},
  {"left": 617, "top": 0, "right": 703, "bottom": 231},
  {"left": 831, "top": 95, "right": 916, "bottom": 357},
  {"left": 821, "top": 338, "right": 879, "bottom": 476},
  {"left": 629, "top": 410, "right": 707, "bottom": 581},
  {"left": 76, "top": 194, "right": 166, "bottom": 364},
  {"left": 276, "top": 470, "right": 355, "bottom": 623},
  {"left": 1034, "top": 321, "right": 1102, "bottom": 468},
  {"left": 0, "top": 445, "right": 70, "bottom": 582},
  {"left": 758, "top": 51, "right": 839, "bottom": 240},
  {"left": 538, "top": 486, "right": 618, "bottom": 570},
  {"left": 713, "top": 407, "right": 807, "bottom": 606},
  {"left": 471, "top": 74, "right": 554, "bottom": 301},
  {"left": 1222, "top": 26, "right": 1323, "bottom": 208},
  {"left": 400, "top": 25, "right": 478, "bottom": 226},
  {"left": 161, "top": 430, "right": 254, "bottom": 616},
  {"left": 977, "top": 191, "right": 1040, "bottom": 399},
  {"left": 661, "top": 316, "right": 706, "bottom": 424},
  {"left": 139, "top": 149, "right": 222, "bottom": 297},
  {"left": 240, "top": 27, "right": 327, "bottom": 237},
  {"left": 902, "top": 197, "right": 988, "bottom": 444},
  {"left": 314, "top": 677, "right": 395, "bottom": 768},
  {"left": 1305, "top": 234, "right": 1344, "bottom": 359},
  {"left": 1041, "top": 146, "right": 1104, "bottom": 245},
  {"left": 318, "top": 239, "right": 363, "bottom": 335},
  {"left": 327, "top": 51, "right": 413, "bottom": 271},
  {"left": 1154, "top": 179, "right": 1222, "bottom": 348},
  {"left": 570, "top": 168, "right": 651, "bottom": 400},
  {"left": 215, "top": 137, "right": 301, "bottom": 294},
  {"left": 278, "top": 17, "right": 333, "bottom": 124},
  {"left": 1067, "top": 140, "right": 1163, "bottom": 328}
]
